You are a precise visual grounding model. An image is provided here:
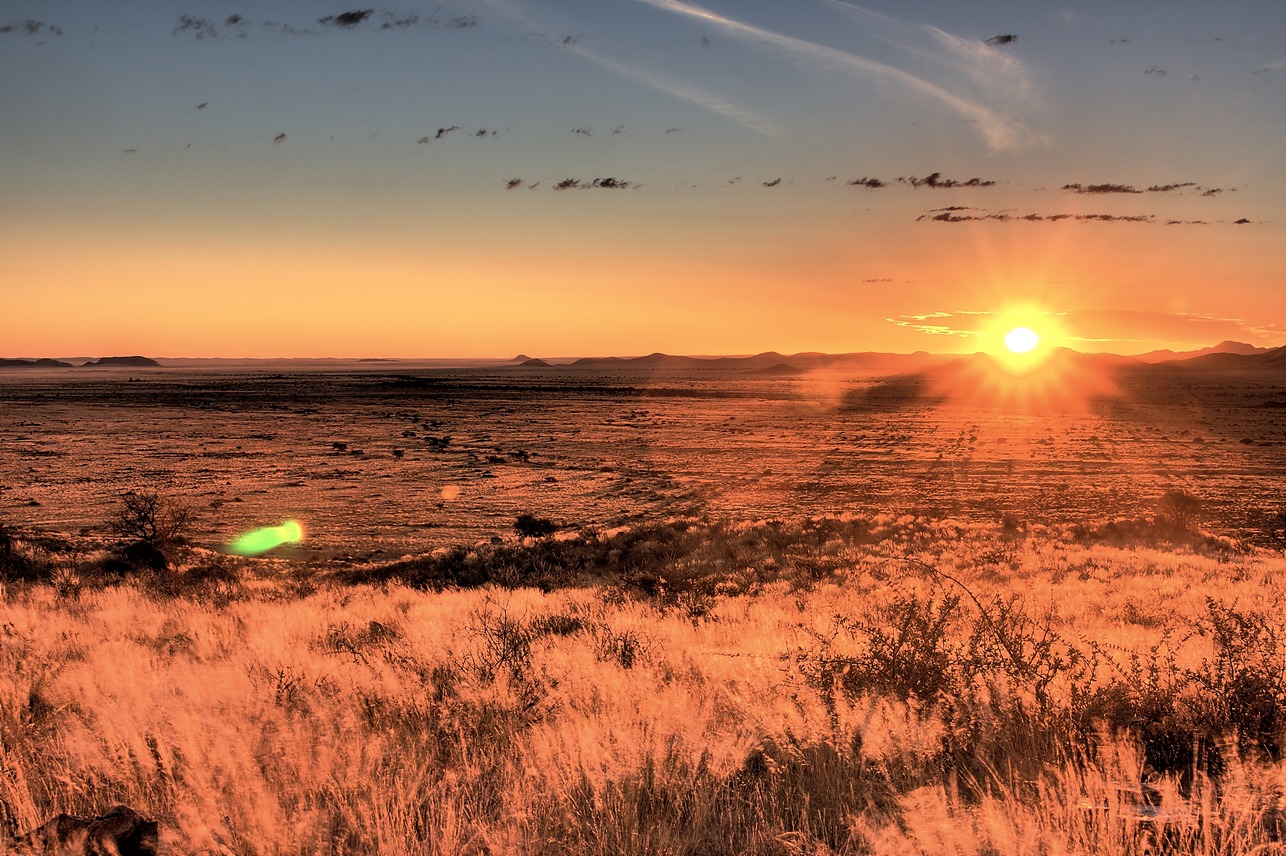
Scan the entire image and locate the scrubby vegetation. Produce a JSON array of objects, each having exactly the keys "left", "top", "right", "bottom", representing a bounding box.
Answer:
[{"left": 2, "top": 511, "right": 1286, "bottom": 852}]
